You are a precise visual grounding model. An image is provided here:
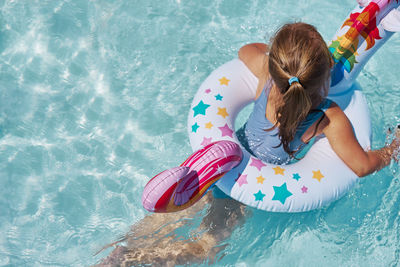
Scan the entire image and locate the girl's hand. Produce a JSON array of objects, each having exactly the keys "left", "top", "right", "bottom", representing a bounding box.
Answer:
[{"left": 388, "top": 125, "right": 400, "bottom": 162}]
